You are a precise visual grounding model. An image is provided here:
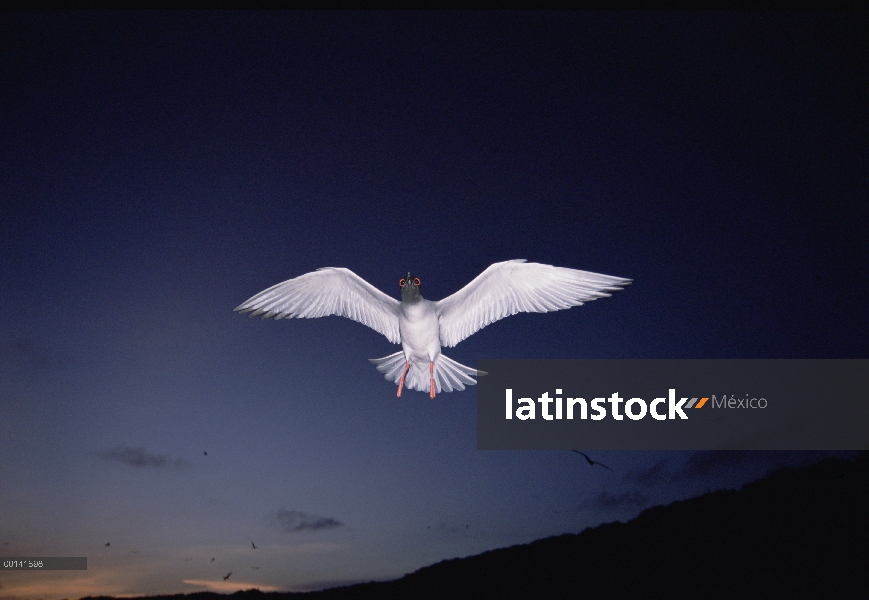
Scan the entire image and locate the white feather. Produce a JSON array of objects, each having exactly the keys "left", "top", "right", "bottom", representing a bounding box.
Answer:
[
  {"left": 435, "top": 260, "right": 632, "bottom": 348},
  {"left": 369, "top": 351, "right": 486, "bottom": 393},
  {"left": 234, "top": 268, "right": 402, "bottom": 344}
]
